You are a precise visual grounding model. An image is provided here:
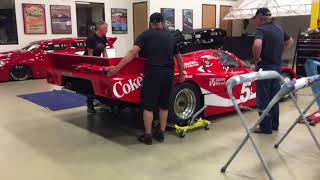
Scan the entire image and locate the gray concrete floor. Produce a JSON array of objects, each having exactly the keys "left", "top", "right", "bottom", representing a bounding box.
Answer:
[{"left": 0, "top": 79, "right": 320, "bottom": 180}]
